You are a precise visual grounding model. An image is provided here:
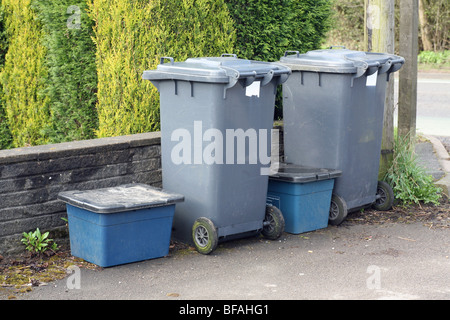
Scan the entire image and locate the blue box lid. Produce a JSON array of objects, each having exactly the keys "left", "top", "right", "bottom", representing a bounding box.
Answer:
[
  {"left": 269, "top": 163, "right": 341, "bottom": 183},
  {"left": 58, "top": 184, "right": 184, "bottom": 214}
]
